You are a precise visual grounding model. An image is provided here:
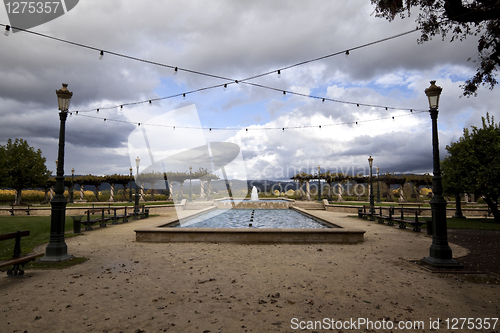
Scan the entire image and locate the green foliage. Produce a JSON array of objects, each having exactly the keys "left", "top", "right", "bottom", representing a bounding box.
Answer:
[
  {"left": 0, "top": 139, "right": 51, "bottom": 200},
  {"left": 442, "top": 113, "right": 500, "bottom": 222},
  {"left": 371, "top": 0, "right": 500, "bottom": 96},
  {"left": 103, "top": 174, "right": 132, "bottom": 185}
]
